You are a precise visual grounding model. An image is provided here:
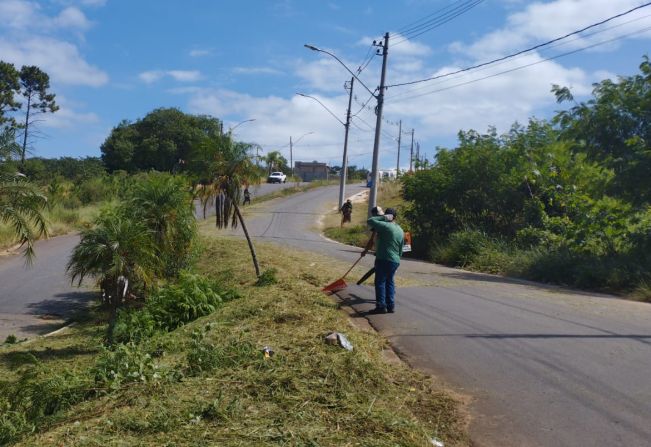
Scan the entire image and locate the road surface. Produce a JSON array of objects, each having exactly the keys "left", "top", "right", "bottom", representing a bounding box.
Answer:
[
  {"left": 2, "top": 183, "right": 650, "bottom": 446},
  {"left": 225, "top": 183, "right": 651, "bottom": 447},
  {"left": 0, "top": 182, "right": 302, "bottom": 341}
]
